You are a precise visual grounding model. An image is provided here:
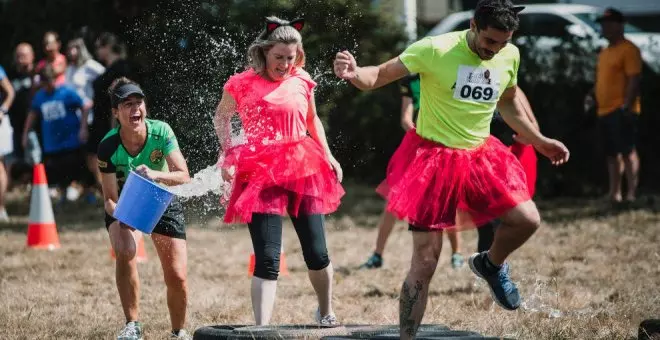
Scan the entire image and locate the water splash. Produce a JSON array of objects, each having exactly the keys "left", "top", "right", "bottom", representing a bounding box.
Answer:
[
  {"left": 472, "top": 275, "right": 601, "bottom": 319},
  {"left": 521, "top": 278, "right": 562, "bottom": 318},
  {"left": 169, "top": 164, "right": 229, "bottom": 199},
  {"left": 121, "top": 0, "right": 368, "bottom": 221}
]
